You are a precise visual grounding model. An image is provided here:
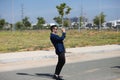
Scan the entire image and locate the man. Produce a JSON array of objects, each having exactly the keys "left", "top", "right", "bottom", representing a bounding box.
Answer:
[{"left": 50, "top": 25, "right": 66, "bottom": 80}]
